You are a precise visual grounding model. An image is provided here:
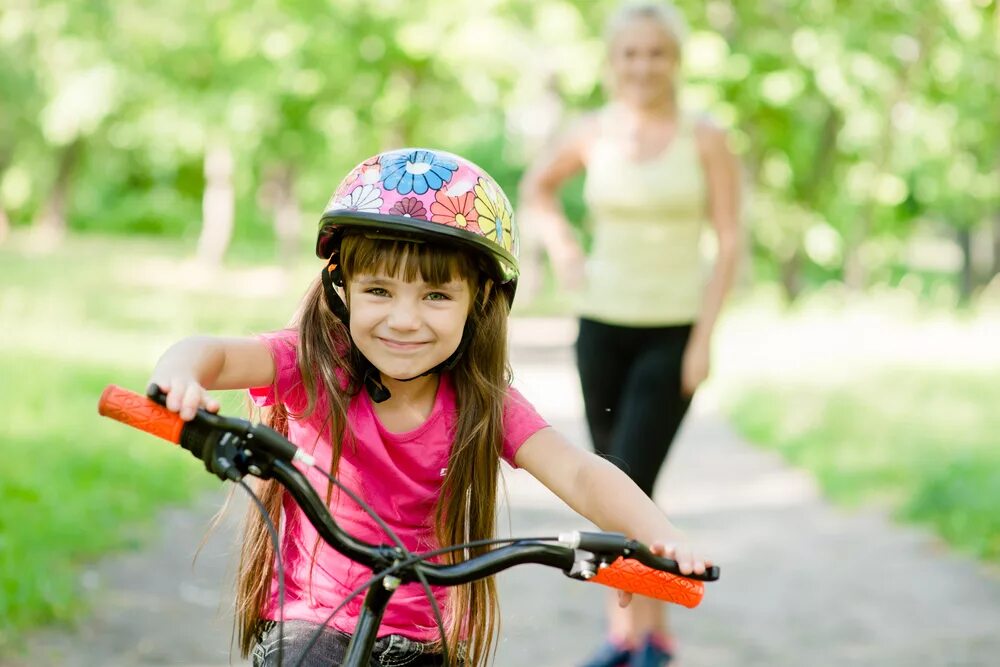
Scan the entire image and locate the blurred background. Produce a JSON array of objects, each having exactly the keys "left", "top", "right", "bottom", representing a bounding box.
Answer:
[{"left": 1, "top": 0, "right": 998, "bottom": 658}]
